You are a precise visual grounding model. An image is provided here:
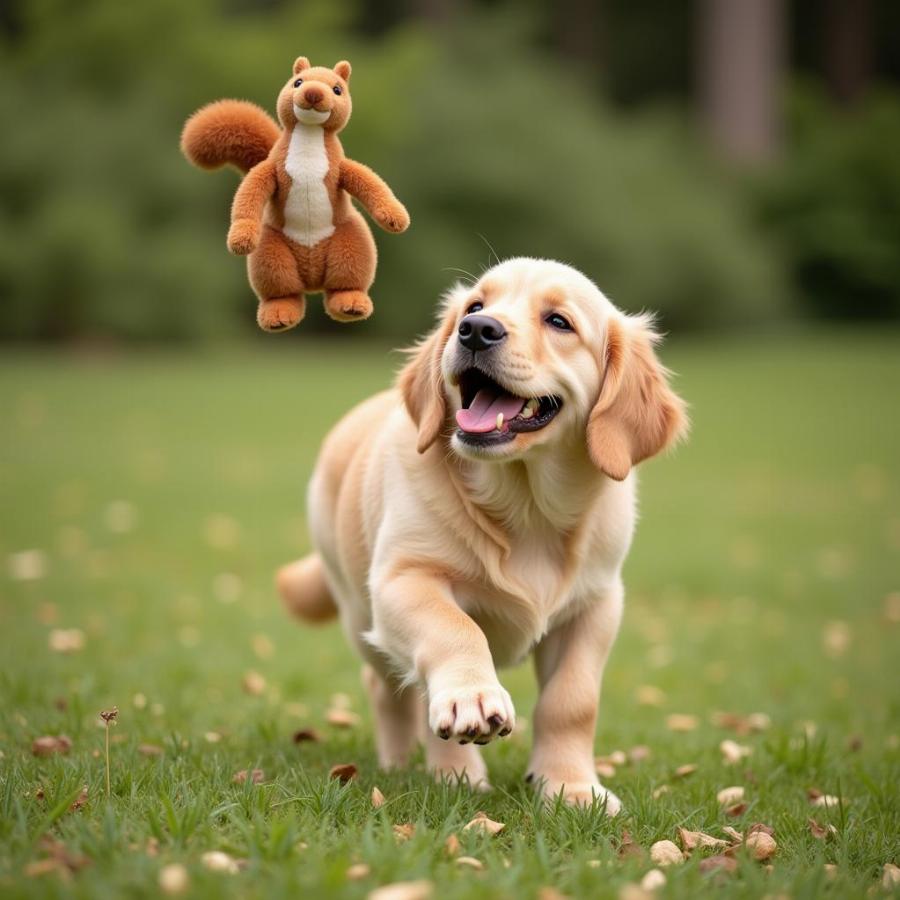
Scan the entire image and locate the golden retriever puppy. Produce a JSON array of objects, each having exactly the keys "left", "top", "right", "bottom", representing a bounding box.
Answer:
[{"left": 279, "top": 257, "right": 687, "bottom": 812}]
